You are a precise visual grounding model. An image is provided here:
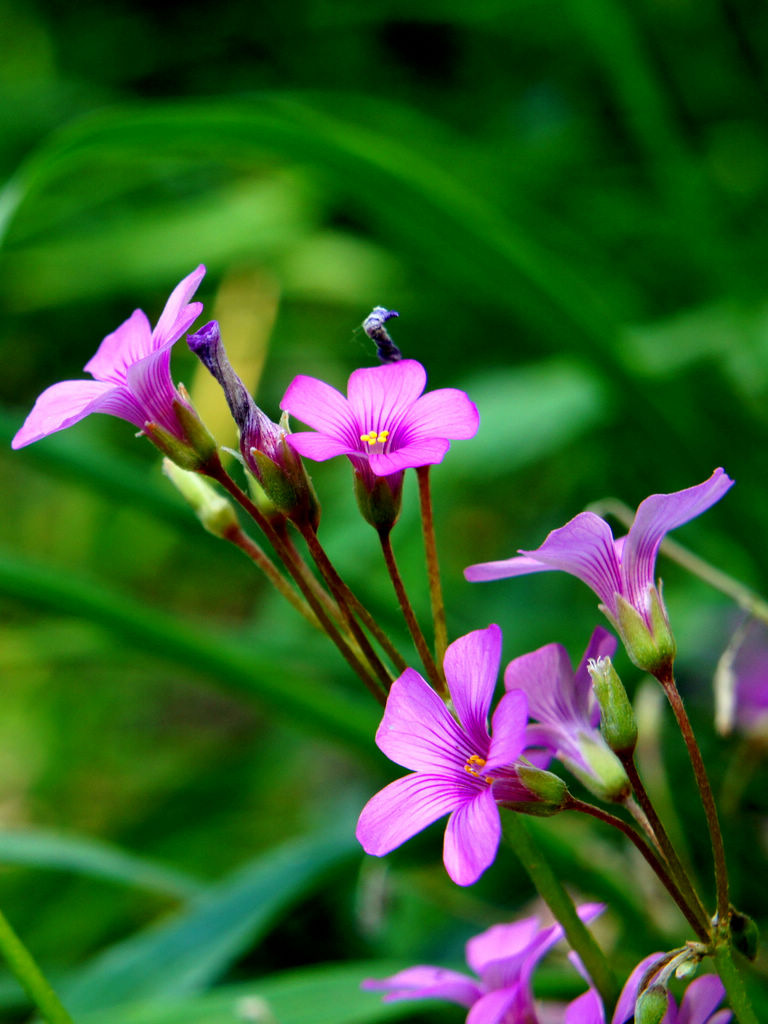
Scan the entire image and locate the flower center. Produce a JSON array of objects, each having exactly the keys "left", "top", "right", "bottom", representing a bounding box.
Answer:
[
  {"left": 464, "top": 753, "right": 494, "bottom": 784},
  {"left": 360, "top": 429, "right": 390, "bottom": 446}
]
